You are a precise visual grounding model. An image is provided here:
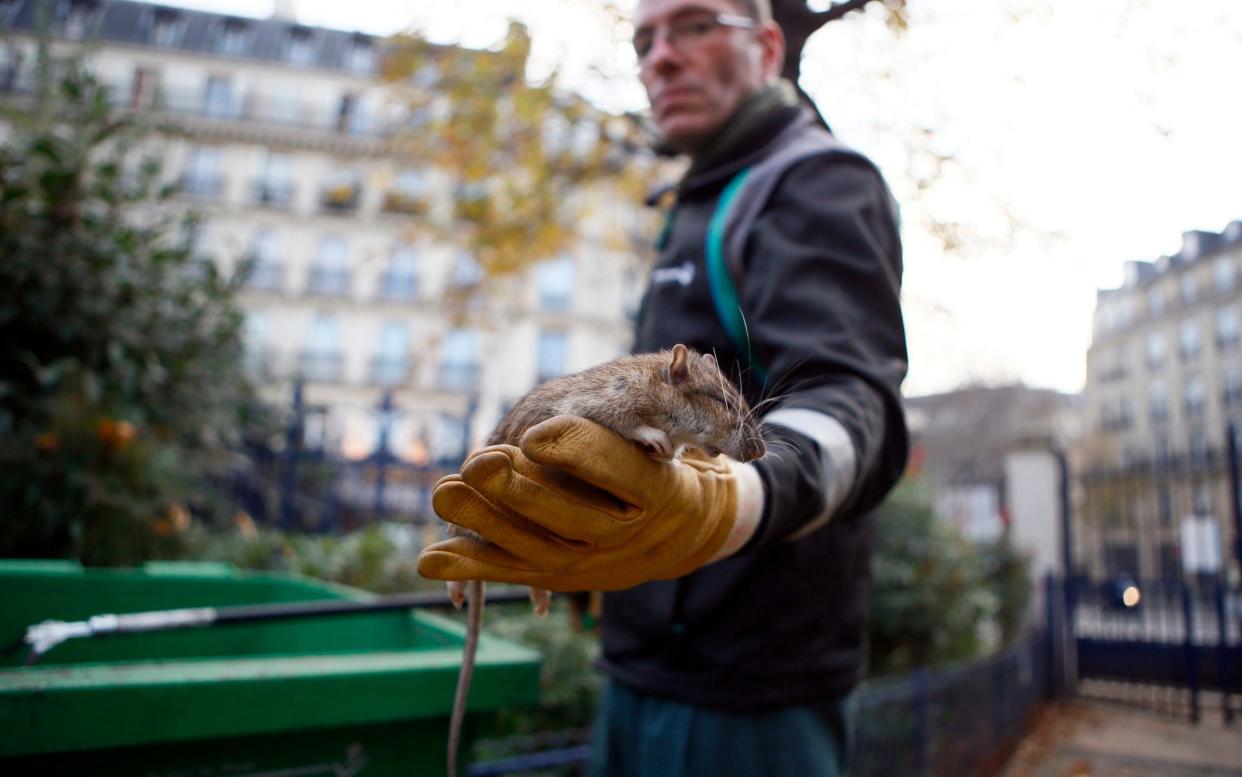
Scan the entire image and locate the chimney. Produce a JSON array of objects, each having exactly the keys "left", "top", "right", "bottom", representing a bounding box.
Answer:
[
  {"left": 1182, "top": 231, "right": 1202, "bottom": 260},
  {"left": 271, "top": 0, "right": 297, "bottom": 22}
]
